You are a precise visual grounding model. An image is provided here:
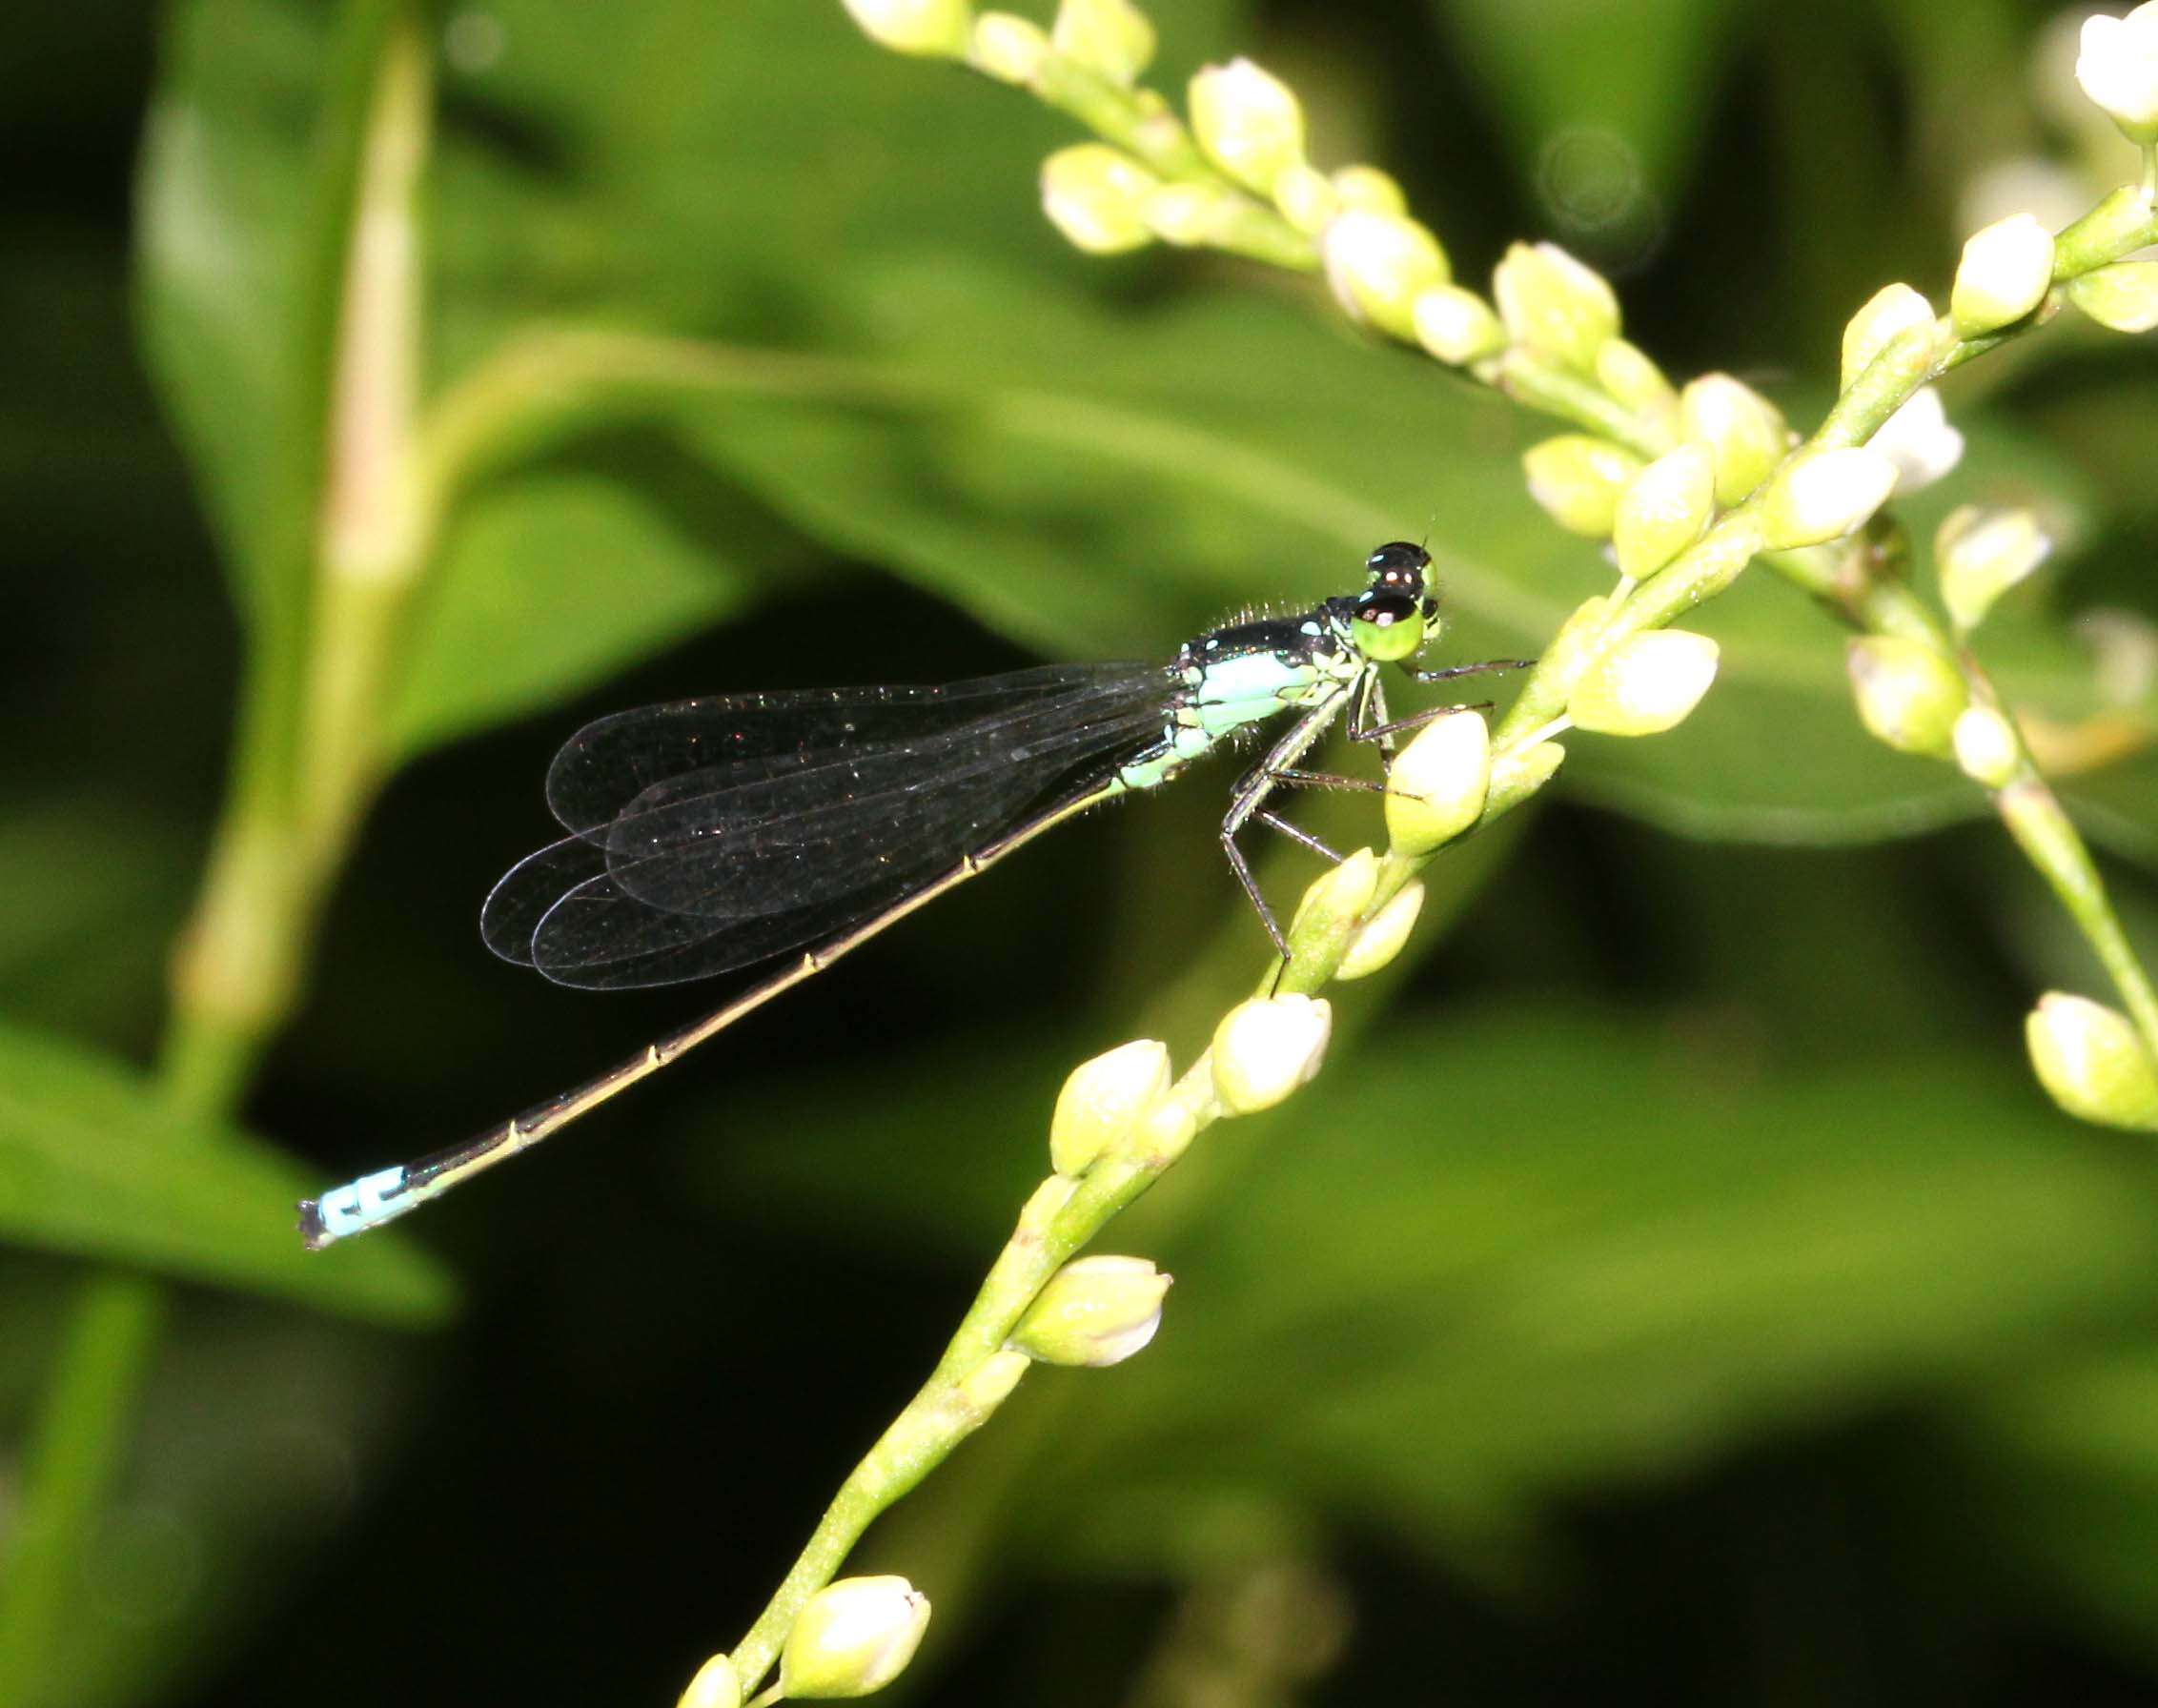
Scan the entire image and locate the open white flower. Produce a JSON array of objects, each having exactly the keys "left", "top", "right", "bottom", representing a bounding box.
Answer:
[{"left": 2077, "top": 3, "right": 2158, "bottom": 144}]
